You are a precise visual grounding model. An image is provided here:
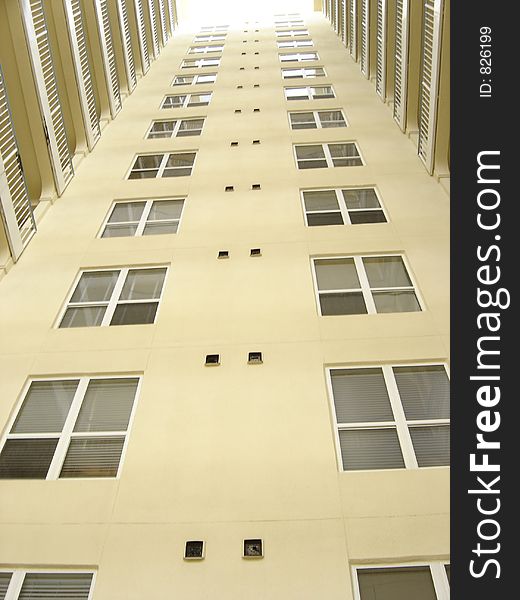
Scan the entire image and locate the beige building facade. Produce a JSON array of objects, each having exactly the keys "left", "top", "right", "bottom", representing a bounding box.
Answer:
[{"left": 0, "top": 1, "right": 449, "bottom": 598}]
